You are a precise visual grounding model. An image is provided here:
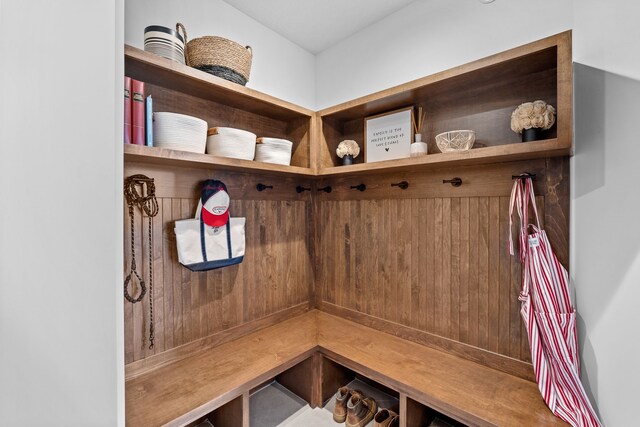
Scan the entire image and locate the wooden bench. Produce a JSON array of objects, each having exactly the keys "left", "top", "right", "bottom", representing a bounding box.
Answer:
[{"left": 126, "top": 311, "right": 566, "bottom": 426}]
